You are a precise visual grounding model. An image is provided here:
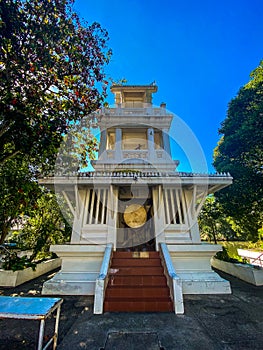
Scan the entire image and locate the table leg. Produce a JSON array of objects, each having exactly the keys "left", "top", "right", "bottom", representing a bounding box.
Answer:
[
  {"left": 38, "top": 319, "right": 45, "bottom": 350},
  {"left": 53, "top": 305, "right": 61, "bottom": 350}
]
